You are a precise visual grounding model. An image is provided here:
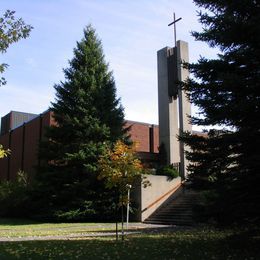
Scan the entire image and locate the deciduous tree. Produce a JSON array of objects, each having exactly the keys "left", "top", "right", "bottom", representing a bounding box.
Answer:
[
  {"left": 0, "top": 145, "right": 9, "bottom": 158},
  {"left": 0, "top": 10, "right": 32, "bottom": 86},
  {"left": 99, "top": 140, "right": 144, "bottom": 198},
  {"left": 0, "top": 10, "right": 32, "bottom": 158},
  {"left": 98, "top": 140, "right": 148, "bottom": 239}
]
